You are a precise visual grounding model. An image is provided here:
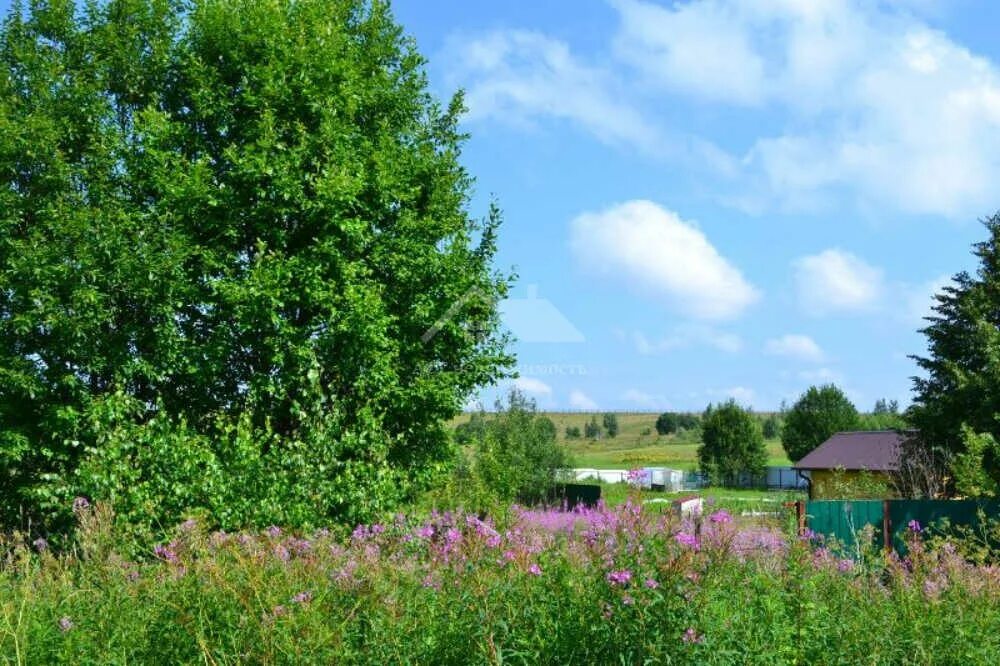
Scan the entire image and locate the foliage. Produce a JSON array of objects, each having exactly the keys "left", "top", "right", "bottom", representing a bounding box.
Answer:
[
  {"left": 761, "top": 414, "right": 782, "bottom": 439},
  {"left": 564, "top": 425, "right": 582, "bottom": 440},
  {"left": 781, "top": 385, "right": 860, "bottom": 462},
  {"left": 584, "top": 415, "right": 603, "bottom": 440},
  {"left": 602, "top": 413, "right": 619, "bottom": 438},
  {"left": 823, "top": 468, "right": 894, "bottom": 500},
  {"left": 454, "top": 412, "right": 489, "bottom": 447},
  {"left": 953, "top": 427, "right": 1000, "bottom": 498},
  {"left": 4, "top": 500, "right": 1000, "bottom": 663},
  {"left": 655, "top": 412, "right": 678, "bottom": 435},
  {"left": 655, "top": 412, "right": 699, "bottom": 436},
  {"left": 0, "top": 0, "right": 513, "bottom": 534},
  {"left": 910, "top": 214, "right": 1000, "bottom": 492},
  {"left": 449, "top": 391, "right": 571, "bottom": 507},
  {"left": 697, "top": 400, "right": 767, "bottom": 482}
]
